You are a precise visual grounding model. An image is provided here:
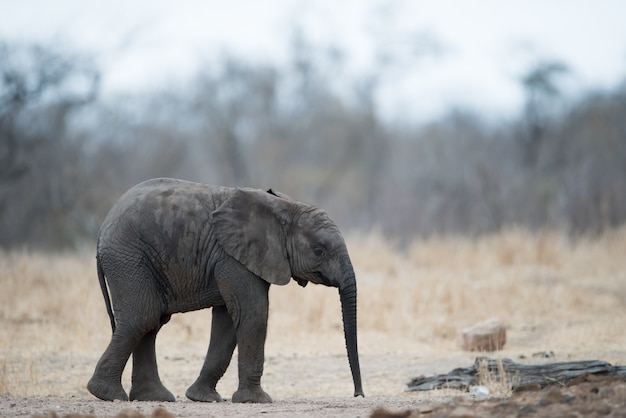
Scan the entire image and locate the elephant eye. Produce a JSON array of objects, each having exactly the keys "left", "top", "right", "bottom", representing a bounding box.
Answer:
[{"left": 313, "top": 247, "right": 325, "bottom": 258}]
